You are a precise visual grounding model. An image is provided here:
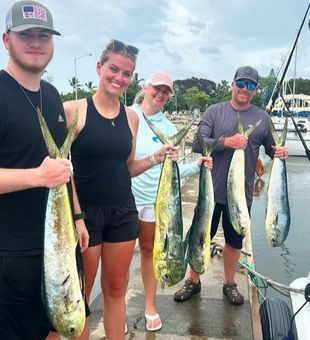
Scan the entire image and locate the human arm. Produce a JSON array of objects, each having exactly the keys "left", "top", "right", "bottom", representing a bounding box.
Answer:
[
  {"left": 71, "top": 177, "right": 89, "bottom": 252},
  {"left": 0, "top": 156, "right": 72, "bottom": 194},
  {"left": 125, "top": 107, "right": 178, "bottom": 177},
  {"left": 179, "top": 155, "right": 213, "bottom": 179}
]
